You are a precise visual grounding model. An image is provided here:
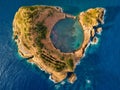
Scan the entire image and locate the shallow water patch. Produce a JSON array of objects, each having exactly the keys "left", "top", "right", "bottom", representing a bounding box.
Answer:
[{"left": 50, "top": 18, "right": 84, "bottom": 53}]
